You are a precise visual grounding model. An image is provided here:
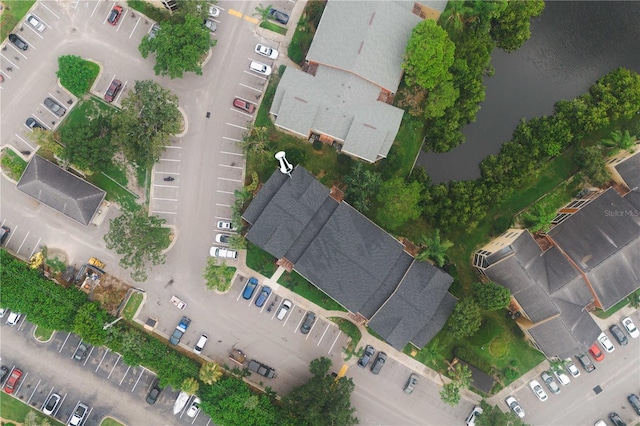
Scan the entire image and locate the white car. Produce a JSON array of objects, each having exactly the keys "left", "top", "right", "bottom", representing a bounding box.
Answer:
[
  {"left": 249, "top": 60, "right": 272, "bottom": 76},
  {"left": 210, "top": 246, "right": 238, "bottom": 259},
  {"left": 42, "top": 393, "right": 61, "bottom": 415},
  {"left": 208, "top": 5, "right": 220, "bottom": 17},
  {"left": 6, "top": 311, "right": 21, "bottom": 326},
  {"left": 26, "top": 14, "right": 45, "bottom": 32},
  {"left": 186, "top": 397, "right": 201, "bottom": 417},
  {"left": 193, "top": 334, "right": 208, "bottom": 354},
  {"left": 505, "top": 396, "right": 525, "bottom": 418},
  {"left": 464, "top": 405, "right": 483, "bottom": 426},
  {"left": 0, "top": 308, "right": 6, "bottom": 318},
  {"left": 204, "top": 18, "right": 217, "bottom": 32},
  {"left": 216, "top": 220, "right": 237, "bottom": 232},
  {"left": 255, "top": 43, "right": 279, "bottom": 59},
  {"left": 564, "top": 359, "right": 580, "bottom": 377},
  {"left": 597, "top": 332, "right": 615, "bottom": 353},
  {"left": 528, "top": 379, "right": 548, "bottom": 401},
  {"left": 553, "top": 369, "right": 571, "bottom": 386},
  {"left": 276, "top": 299, "right": 292, "bottom": 320},
  {"left": 215, "top": 233, "right": 231, "bottom": 245},
  {"left": 622, "top": 317, "right": 639, "bottom": 338}
]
